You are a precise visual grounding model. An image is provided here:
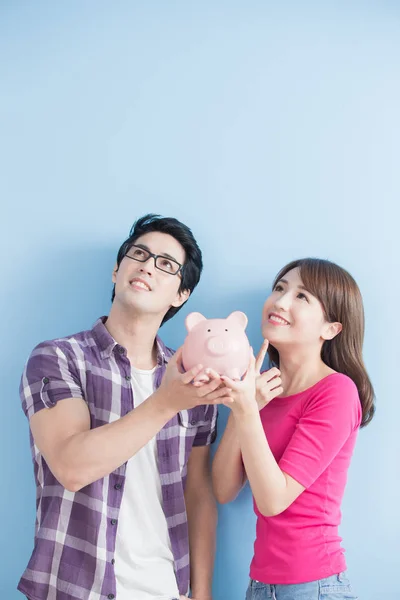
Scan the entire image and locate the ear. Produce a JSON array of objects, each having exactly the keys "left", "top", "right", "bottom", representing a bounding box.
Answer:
[
  {"left": 185, "top": 311, "right": 206, "bottom": 332},
  {"left": 322, "top": 321, "right": 342, "bottom": 341},
  {"left": 227, "top": 311, "right": 248, "bottom": 330},
  {"left": 112, "top": 263, "right": 119, "bottom": 283},
  {"left": 171, "top": 288, "right": 191, "bottom": 310}
]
